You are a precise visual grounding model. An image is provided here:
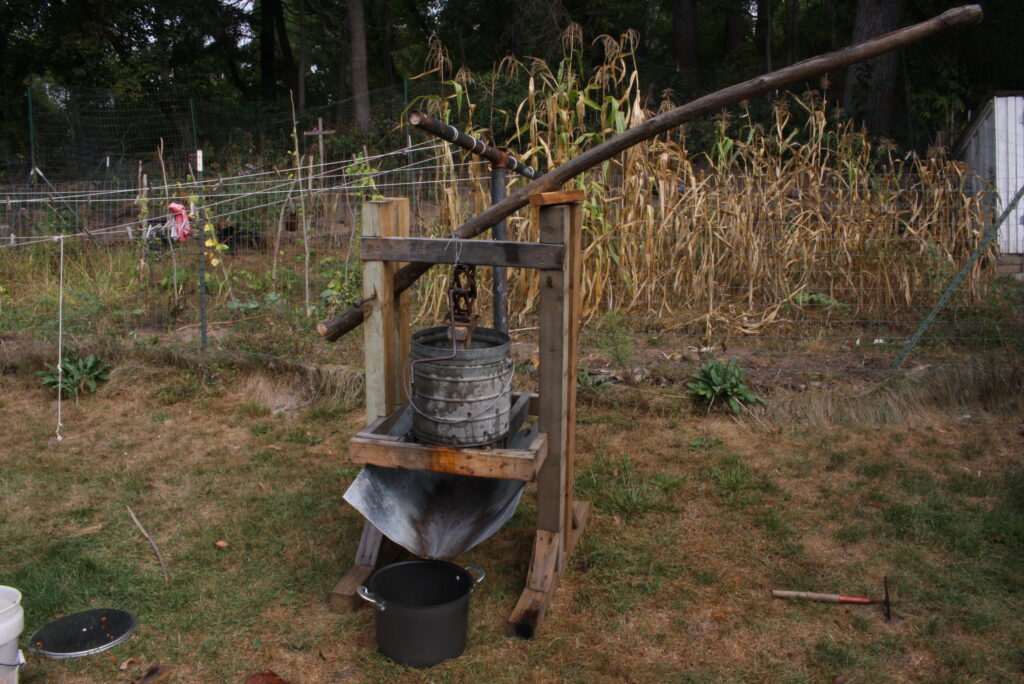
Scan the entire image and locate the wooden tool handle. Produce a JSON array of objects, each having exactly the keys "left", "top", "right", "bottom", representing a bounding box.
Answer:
[
  {"left": 772, "top": 590, "right": 842, "bottom": 602},
  {"left": 773, "top": 590, "right": 876, "bottom": 604}
]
